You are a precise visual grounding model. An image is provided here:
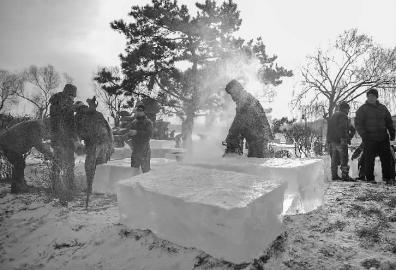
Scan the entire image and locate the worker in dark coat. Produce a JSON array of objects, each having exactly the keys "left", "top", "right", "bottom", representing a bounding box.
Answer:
[
  {"left": 0, "top": 120, "right": 53, "bottom": 193},
  {"left": 126, "top": 103, "right": 153, "bottom": 173},
  {"left": 48, "top": 84, "right": 78, "bottom": 197},
  {"left": 224, "top": 80, "right": 273, "bottom": 157},
  {"left": 354, "top": 89, "right": 395, "bottom": 184},
  {"left": 74, "top": 97, "right": 114, "bottom": 207},
  {"left": 327, "top": 101, "right": 355, "bottom": 181}
]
